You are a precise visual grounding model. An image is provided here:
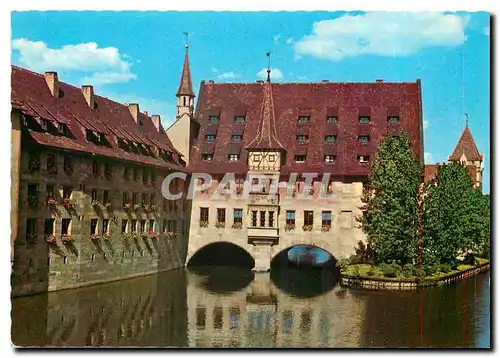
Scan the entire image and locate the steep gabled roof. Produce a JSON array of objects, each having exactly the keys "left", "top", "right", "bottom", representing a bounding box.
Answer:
[
  {"left": 449, "top": 124, "right": 482, "bottom": 162},
  {"left": 176, "top": 47, "right": 195, "bottom": 97}
]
